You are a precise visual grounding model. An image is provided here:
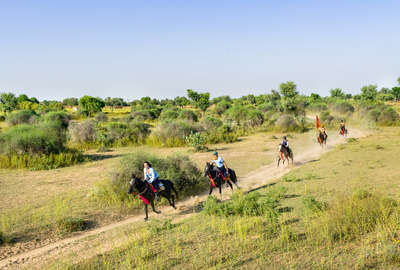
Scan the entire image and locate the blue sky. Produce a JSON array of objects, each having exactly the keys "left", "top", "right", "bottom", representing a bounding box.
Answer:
[{"left": 0, "top": 0, "right": 399, "bottom": 100}]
